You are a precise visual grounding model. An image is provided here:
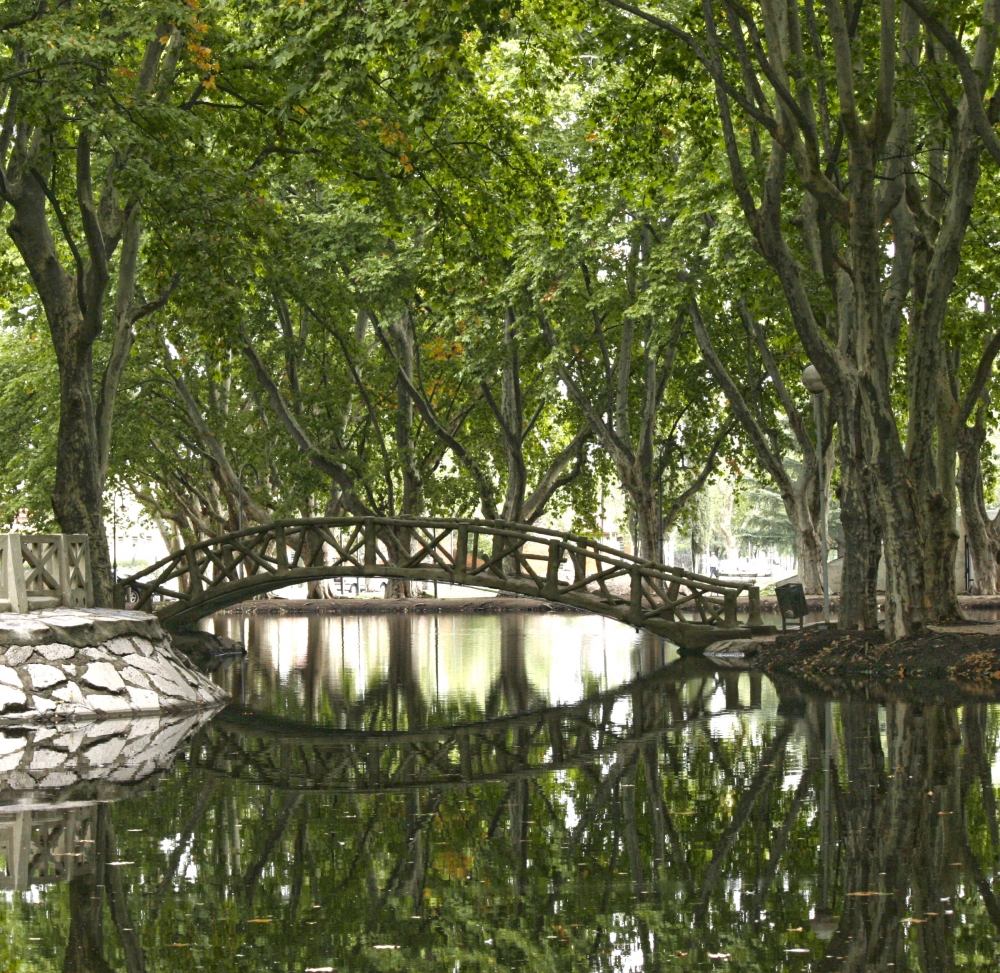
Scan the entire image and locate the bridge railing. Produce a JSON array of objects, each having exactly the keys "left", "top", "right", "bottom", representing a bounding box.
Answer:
[
  {"left": 0, "top": 533, "right": 93, "bottom": 613},
  {"left": 118, "top": 517, "right": 764, "bottom": 636}
]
